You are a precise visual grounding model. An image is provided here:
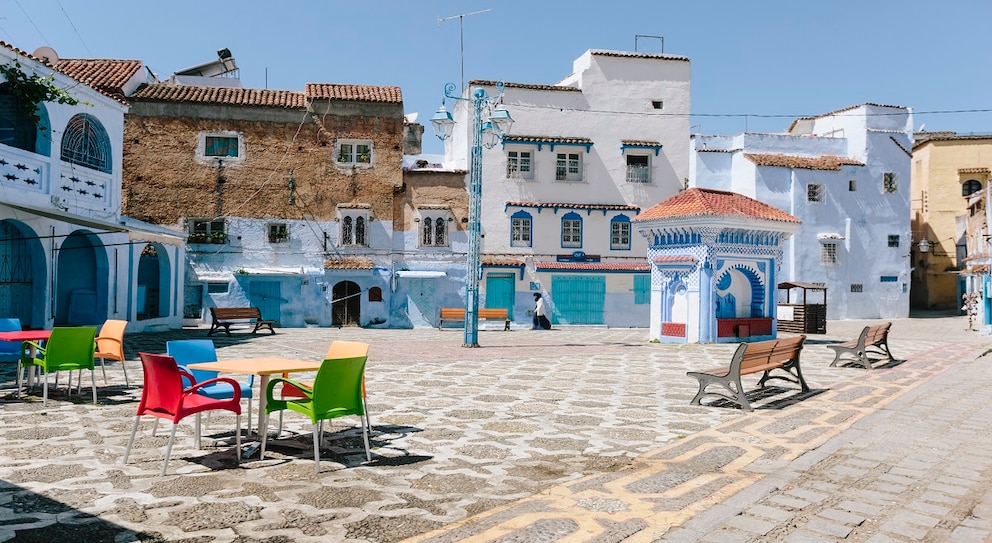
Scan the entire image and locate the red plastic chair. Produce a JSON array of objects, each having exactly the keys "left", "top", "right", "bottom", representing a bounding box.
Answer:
[{"left": 123, "top": 352, "right": 242, "bottom": 475}]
